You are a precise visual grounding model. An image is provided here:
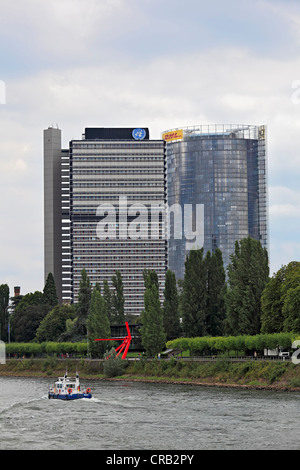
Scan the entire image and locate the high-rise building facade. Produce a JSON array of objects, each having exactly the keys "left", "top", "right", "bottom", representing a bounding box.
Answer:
[
  {"left": 163, "top": 124, "right": 268, "bottom": 280},
  {"left": 44, "top": 127, "right": 167, "bottom": 312},
  {"left": 44, "top": 127, "right": 64, "bottom": 303}
]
